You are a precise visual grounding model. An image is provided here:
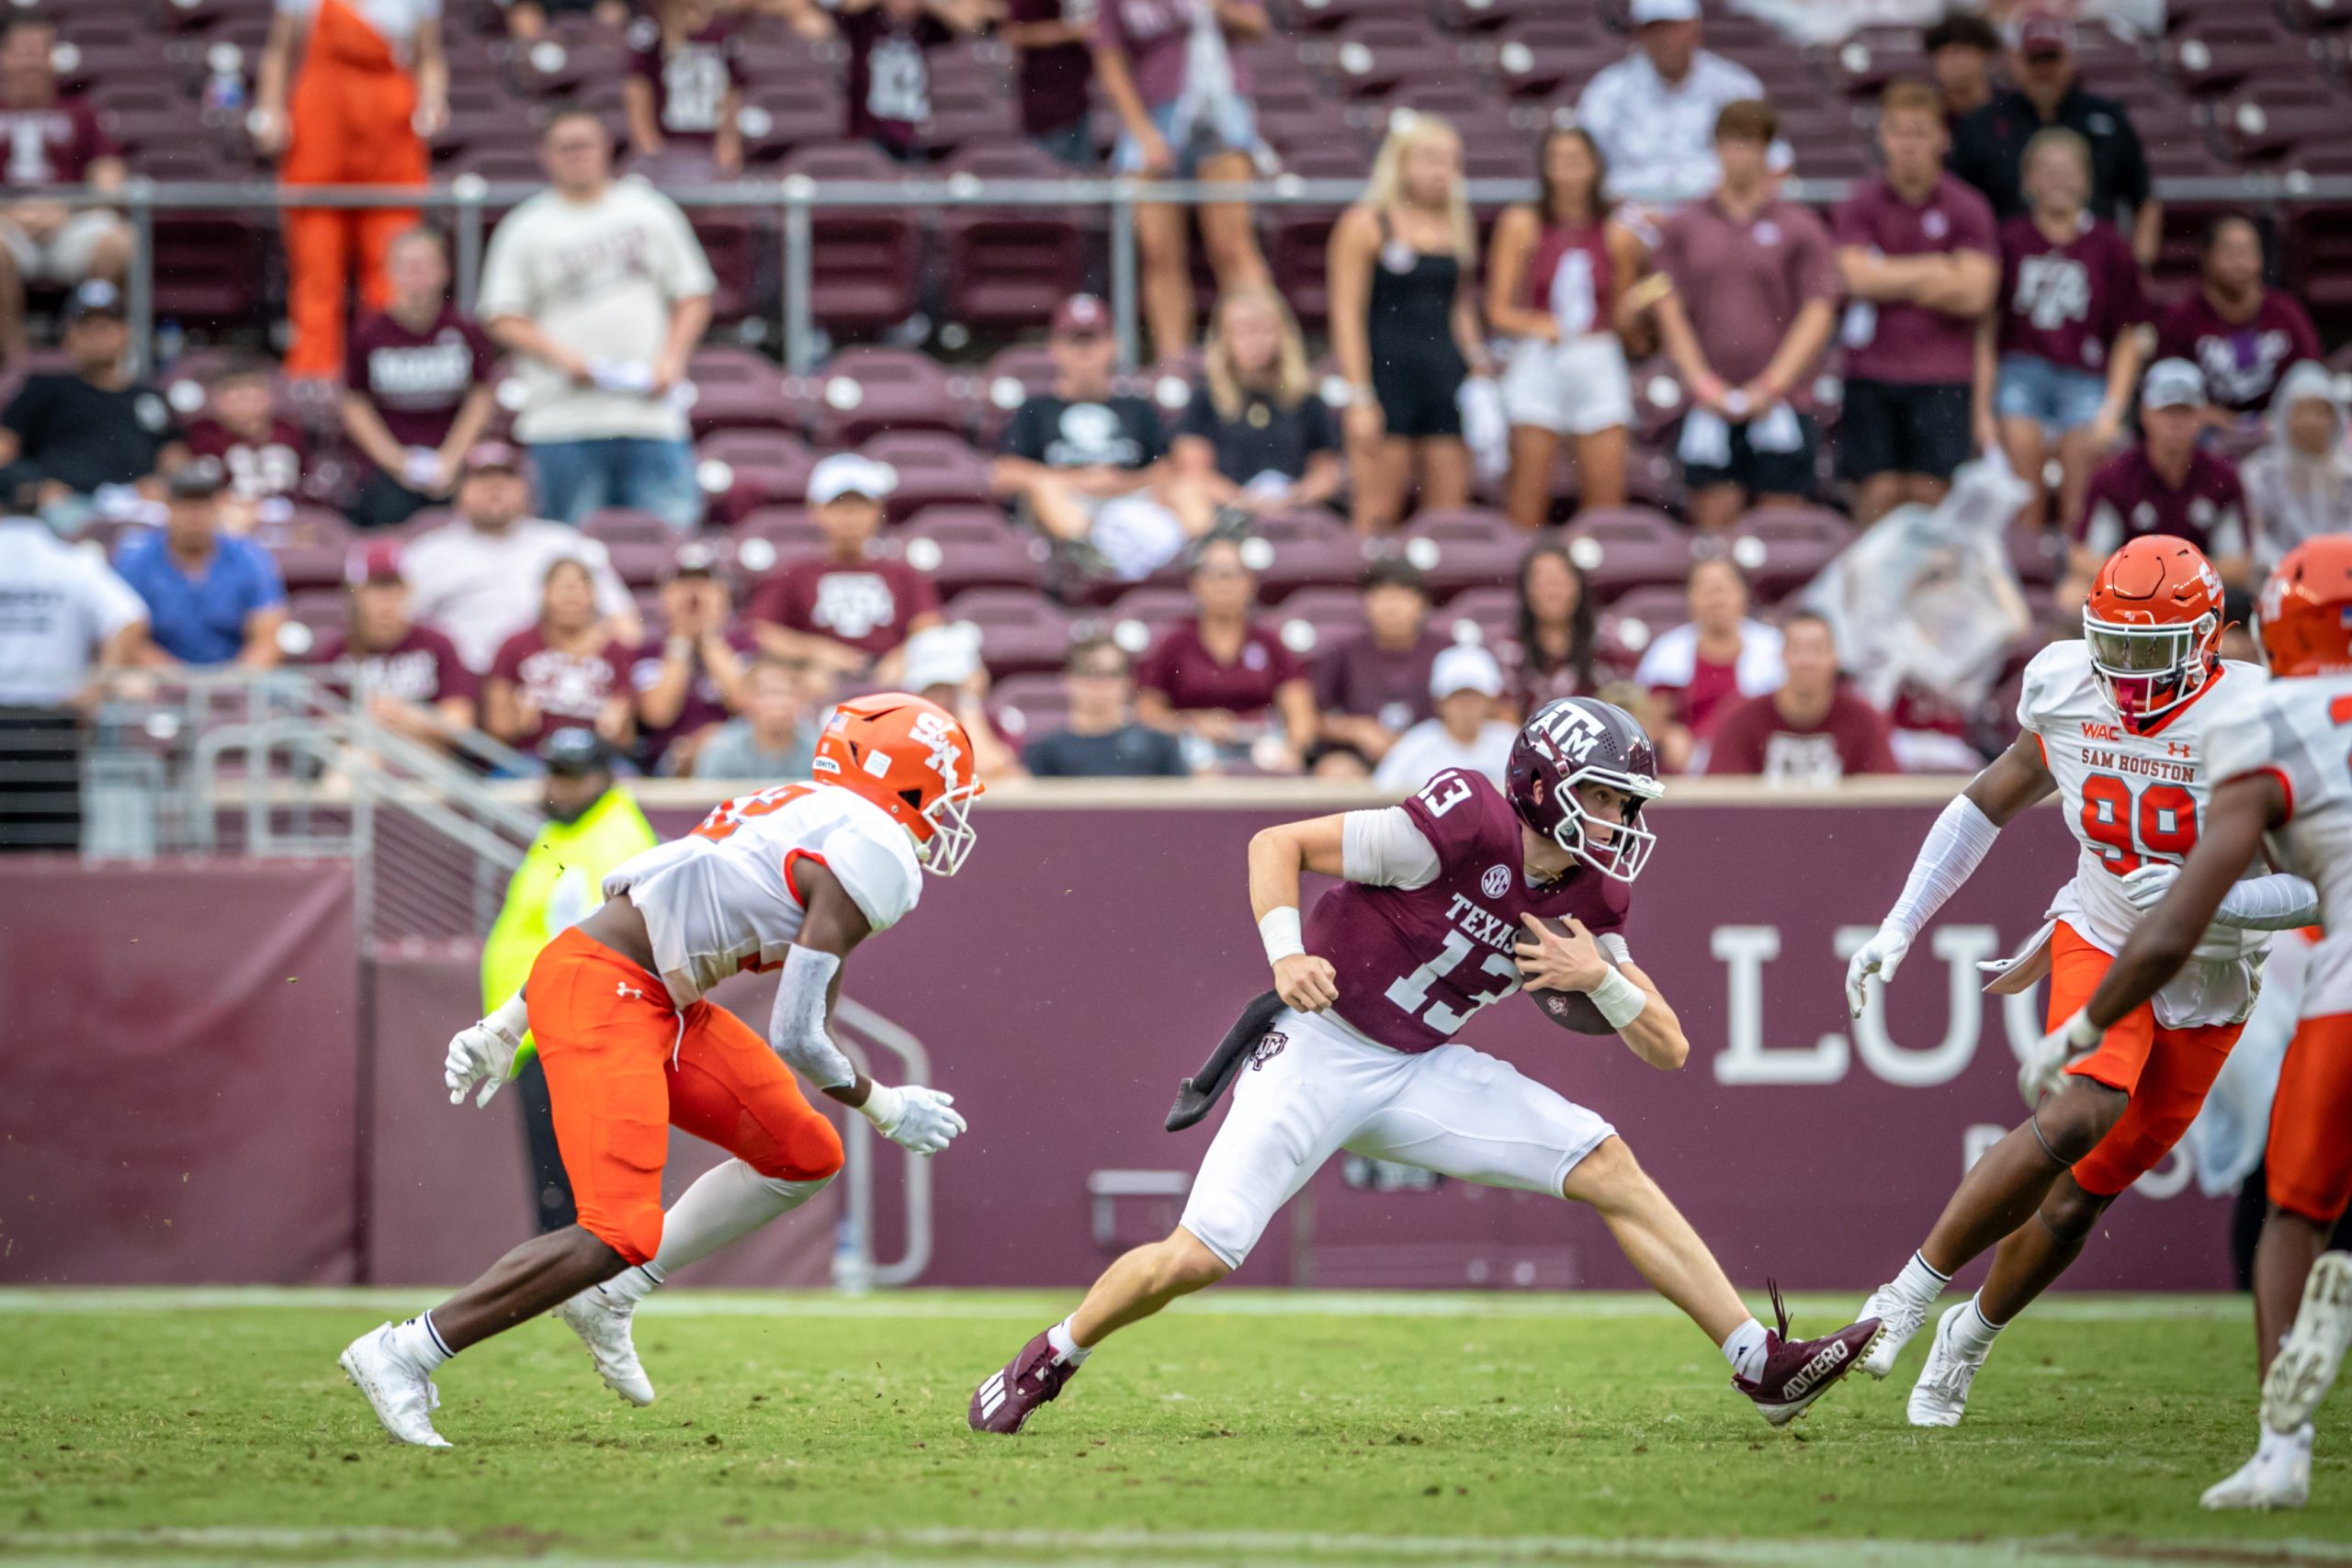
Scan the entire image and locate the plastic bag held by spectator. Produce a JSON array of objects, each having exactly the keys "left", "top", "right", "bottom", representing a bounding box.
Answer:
[
  {"left": 1800, "top": 450, "right": 2032, "bottom": 725},
  {"left": 1457, "top": 376, "right": 1508, "bottom": 485}
]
